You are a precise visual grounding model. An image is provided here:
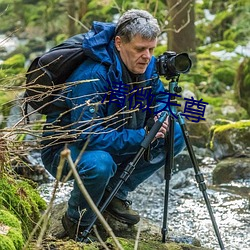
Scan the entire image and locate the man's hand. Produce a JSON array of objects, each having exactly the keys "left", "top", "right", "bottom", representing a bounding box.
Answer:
[{"left": 154, "top": 114, "right": 169, "bottom": 140}]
